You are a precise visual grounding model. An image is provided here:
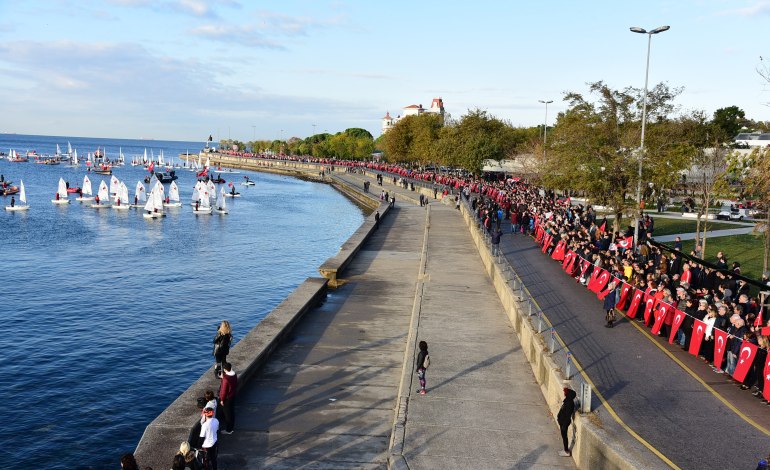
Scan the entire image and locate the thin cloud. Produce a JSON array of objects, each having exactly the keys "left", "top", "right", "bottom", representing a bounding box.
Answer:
[
  {"left": 189, "top": 24, "right": 285, "bottom": 49},
  {"left": 296, "top": 68, "right": 394, "bottom": 80},
  {"left": 720, "top": 1, "right": 770, "bottom": 16}
]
